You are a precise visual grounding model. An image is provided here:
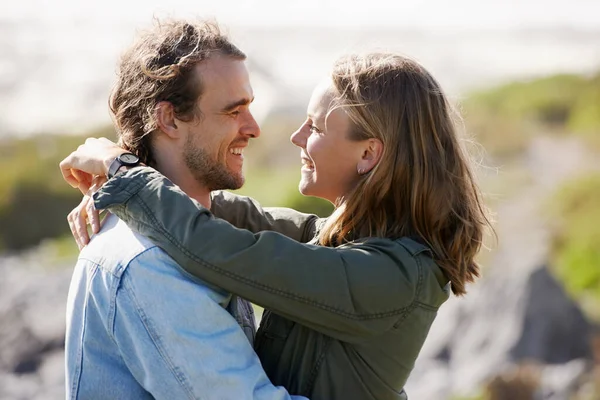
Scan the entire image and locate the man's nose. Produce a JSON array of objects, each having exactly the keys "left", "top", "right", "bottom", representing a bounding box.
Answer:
[{"left": 242, "top": 111, "right": 260, "bottom": 138}]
